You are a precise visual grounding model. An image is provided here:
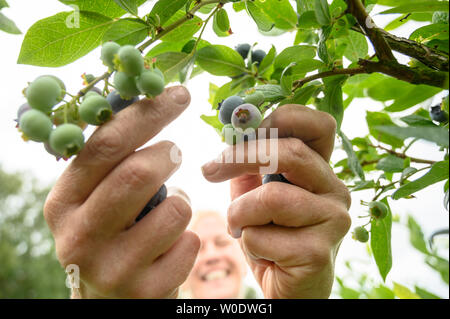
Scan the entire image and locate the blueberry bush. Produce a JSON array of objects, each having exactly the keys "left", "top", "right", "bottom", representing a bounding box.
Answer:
[{"left": 13, "top": 0, "right": 449, "bottom": 294}]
